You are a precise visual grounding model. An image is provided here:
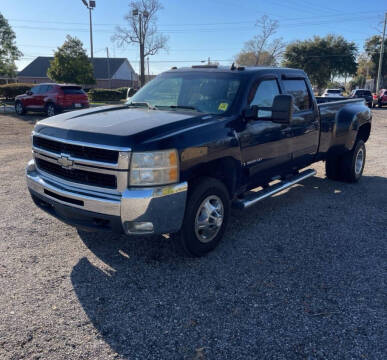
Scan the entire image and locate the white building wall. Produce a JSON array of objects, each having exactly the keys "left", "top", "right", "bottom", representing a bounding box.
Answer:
[{"left": 112, "top": 60, "right": 138, "bottom": 81}]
